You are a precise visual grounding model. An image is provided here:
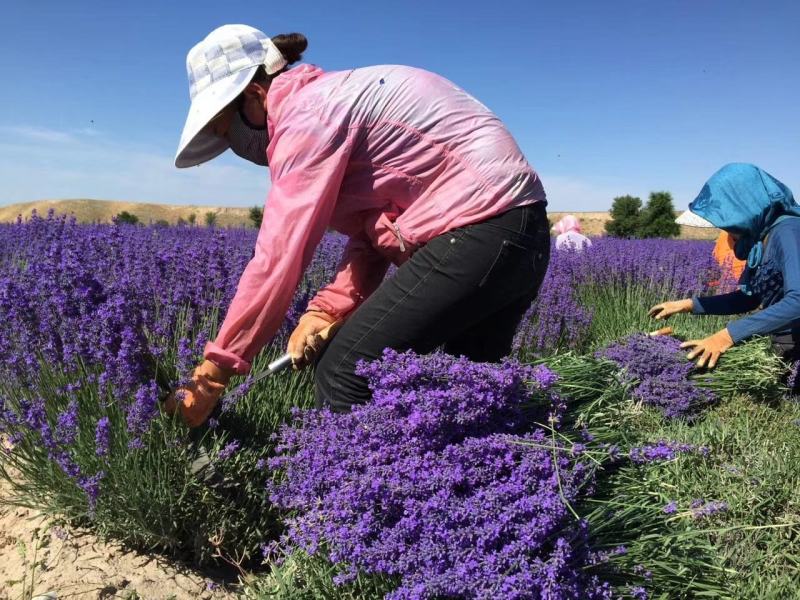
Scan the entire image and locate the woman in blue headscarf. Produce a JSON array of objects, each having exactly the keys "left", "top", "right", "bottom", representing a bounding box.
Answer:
[{"left": 650, "top": 163, "right": 800, "bottom": 369}]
